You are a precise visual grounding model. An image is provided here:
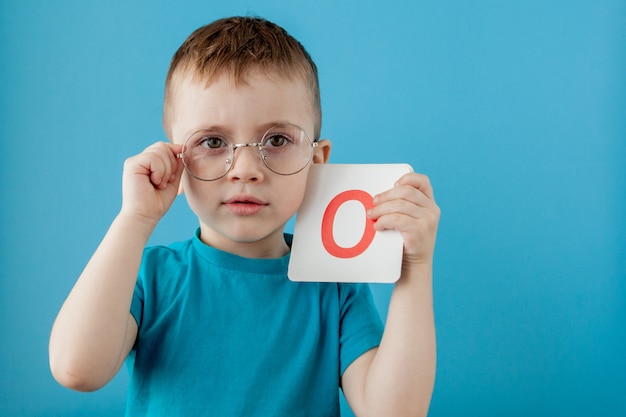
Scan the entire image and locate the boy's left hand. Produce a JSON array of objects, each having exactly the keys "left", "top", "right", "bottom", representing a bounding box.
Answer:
[{"left": 367, "top": 172, "right": 440, "bottom": 268}]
